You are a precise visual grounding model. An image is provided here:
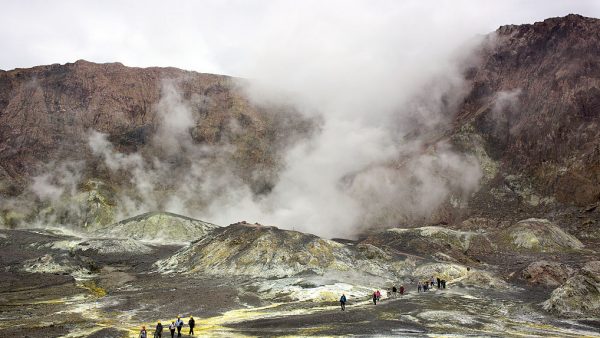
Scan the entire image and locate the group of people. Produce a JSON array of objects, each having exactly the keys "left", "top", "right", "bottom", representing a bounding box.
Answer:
[
  {"left": 372, "top": 290, "right": 382, "bottom": 305},
  {"left": 139, "top": 315, "right": 195, "bottom": 338},
  {"left": 339, "top": 282, "right": 413, "bottom": 311},
  {"left": 417, "top": 276, "right": 447, "bottom": 292},
  {"left": 390, "top": 285, "right": 405, "bottom": 297},
  {"left": 339, "top": 276, "right": 449, "bottom": 311}
]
